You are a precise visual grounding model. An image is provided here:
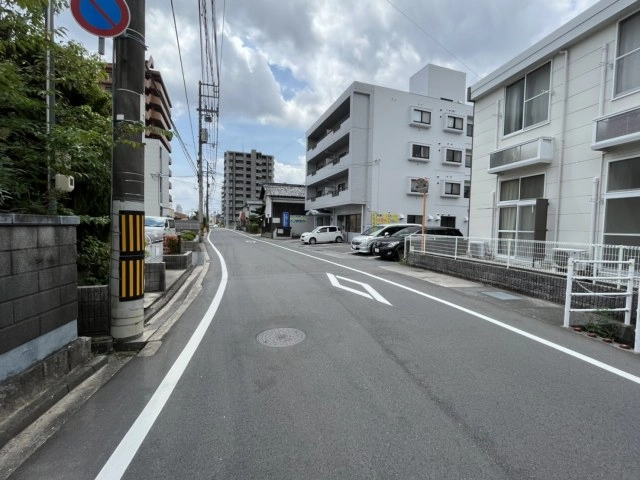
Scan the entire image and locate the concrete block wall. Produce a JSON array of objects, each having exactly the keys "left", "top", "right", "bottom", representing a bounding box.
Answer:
[
  {"left": 77, "top": 285, "right": 110, "bottom": 336},
  {"left": 0, "top": 214, "right": 80, "bottom": 383},
  {"left": 145, "top": 261, "right": 166, "bottom": 292}
]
